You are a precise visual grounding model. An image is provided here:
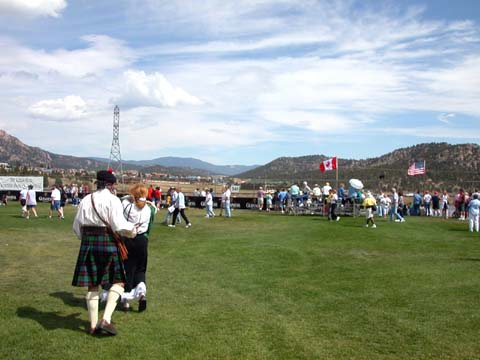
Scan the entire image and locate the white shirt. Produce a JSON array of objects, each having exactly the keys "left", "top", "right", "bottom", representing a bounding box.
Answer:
[
  {"left": 73, "top": 189, "right": 136, "bottom": 240},
  {"left": 330, "top": 193, "right": 338, "bottom": 204},
  {"left": 51, "top": 188, "right": 61, "bottom": 201},
  {"left": 20, "top": 189, "right": 28, "bottom": 200},
  {"left": 122, "top": 199, "right": 152, "bottom": 235},
  {"left": 171, "top": 191, "right": 178, "bottom": 205},
  {"left": 381, "top": 196, "right": 391, "bottom": 207},
  {"left": 424, "top": 194, "right": 432, "bottom": 203},
  {"left": 175, "top": 192, "right": 186, "bottom": 209},
  {"left": 392, "top": 192, "right": 399, "bottom": 205},
  {"left": 312, "top": 186, "right": 321, "bottom": 197},
  {"left": 26, "top": 189, "right": 37, "bottom": 206},
  {"left": 468, "top": 199, "right": 480, "bottom": 216},
  {"left": 224, "top": 189, "right": 231, "bottom": 201},
  {"left": 322, "top": 185, "right": 332, "bottom": 196},
  {"left": 205, "top": 193, "right": 213, "bottom": 206},
  {"left": 442, "top": 194, "right": 449, "bottom": 205}
]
